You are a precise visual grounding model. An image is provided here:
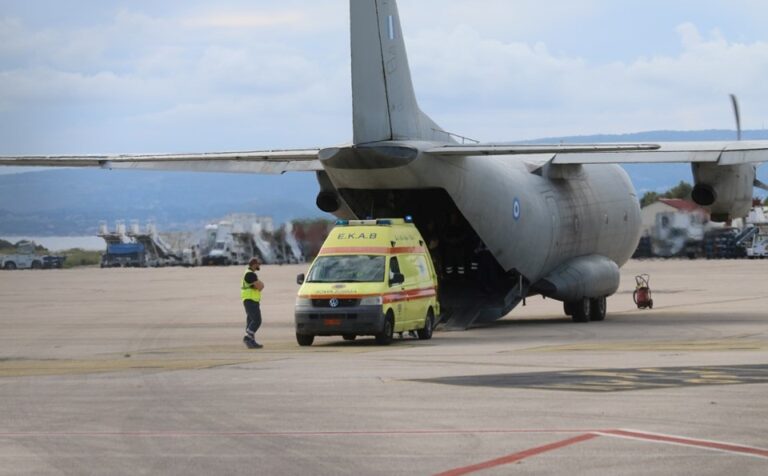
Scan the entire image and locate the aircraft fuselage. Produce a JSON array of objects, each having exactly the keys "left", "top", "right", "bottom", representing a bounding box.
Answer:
[{"left": 320, "top": 141, "right": 642, "bottom": 285}]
